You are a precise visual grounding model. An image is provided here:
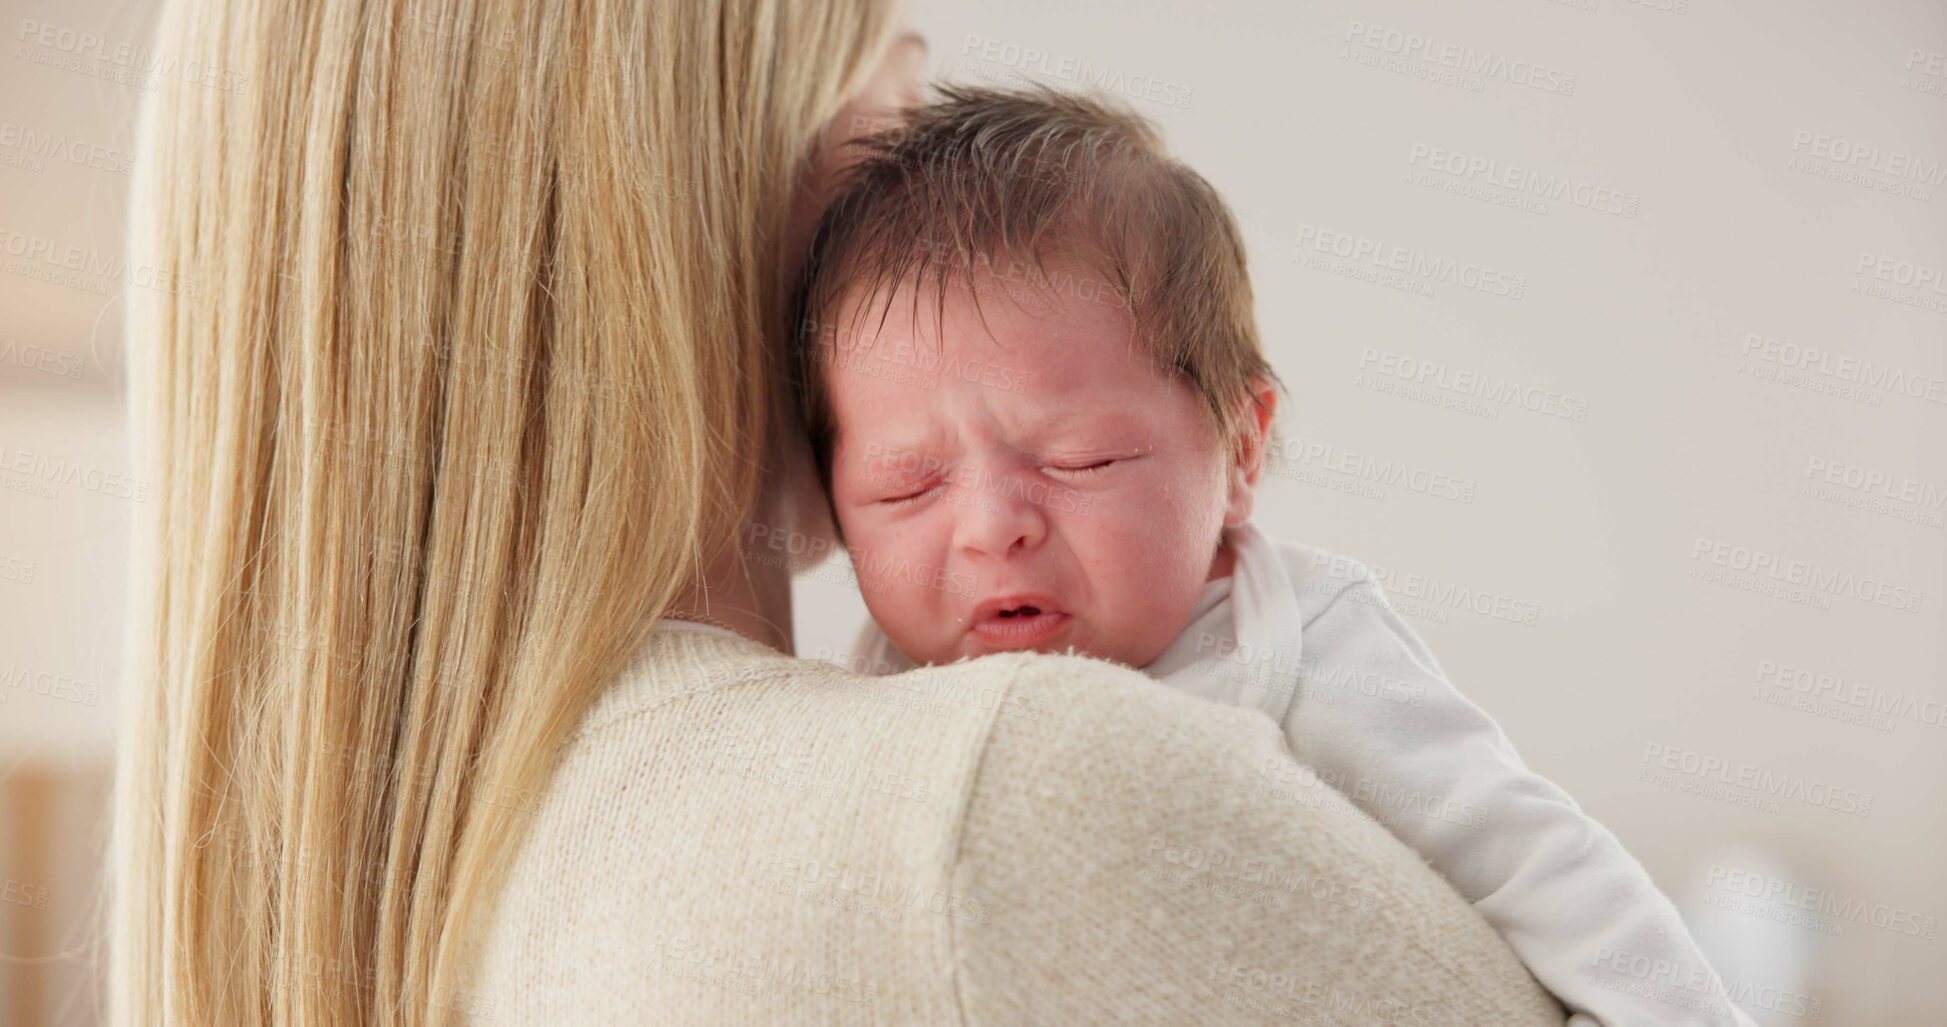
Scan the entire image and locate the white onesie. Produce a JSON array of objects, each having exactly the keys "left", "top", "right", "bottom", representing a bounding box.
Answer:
[{"left": 846, "top": 520, "right": 1758, "bottom": 1027}]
